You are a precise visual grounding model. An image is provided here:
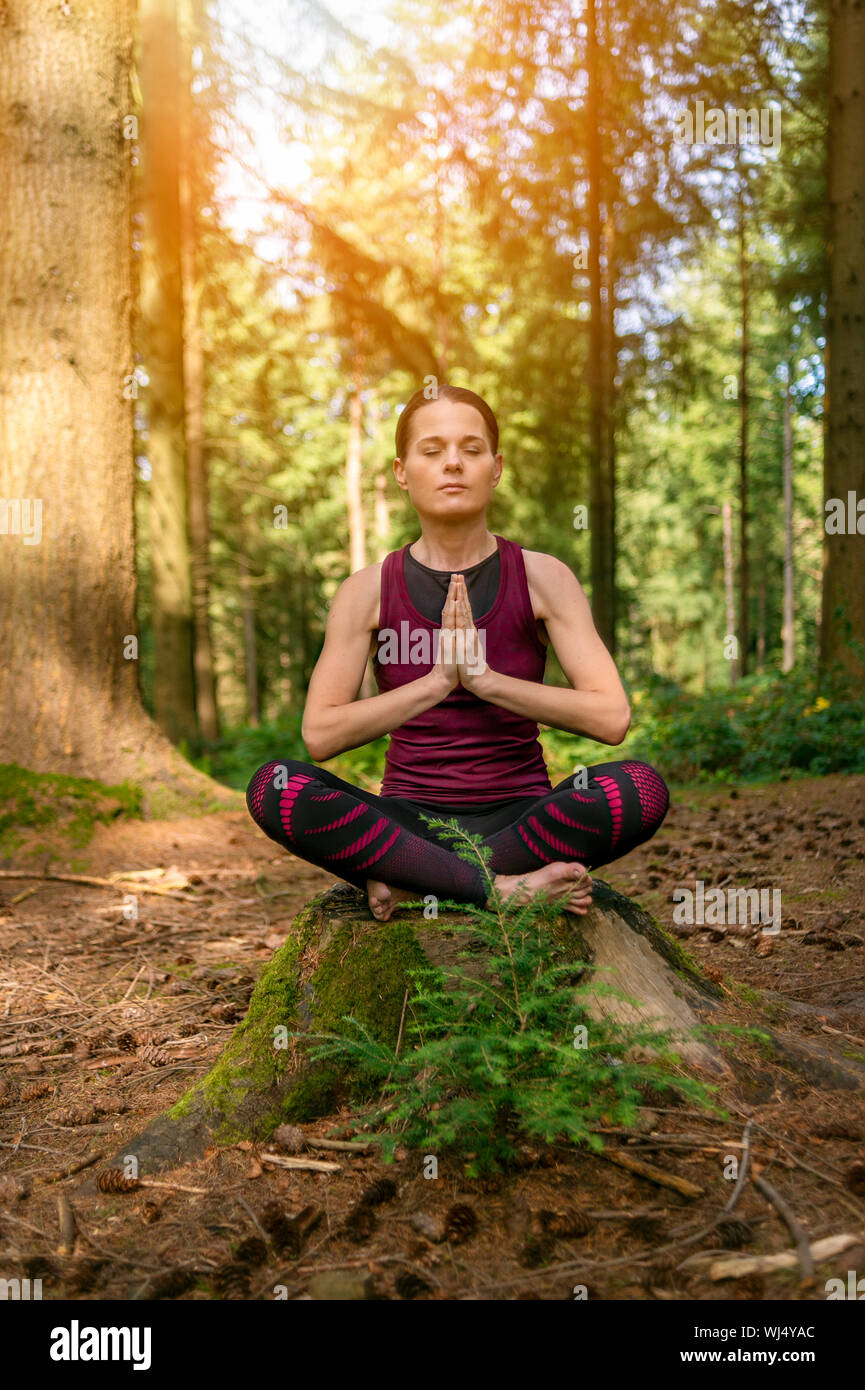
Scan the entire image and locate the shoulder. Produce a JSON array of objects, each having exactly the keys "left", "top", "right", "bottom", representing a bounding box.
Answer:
[
  {"left": 520, "top": 548, "right": 585, "bottom": 616},
  {"left": 329, "top": 560, "right": 384, "bottom": 631}
]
